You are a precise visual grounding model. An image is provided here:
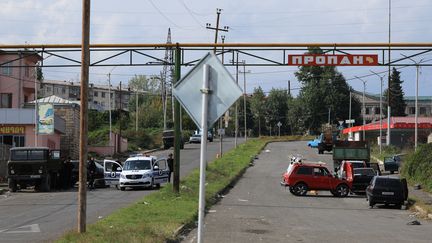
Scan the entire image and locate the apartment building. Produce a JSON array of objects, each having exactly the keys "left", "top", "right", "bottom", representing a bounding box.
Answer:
[{"left": 39, "top": 80, "right": 131, "bottom": 111}]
